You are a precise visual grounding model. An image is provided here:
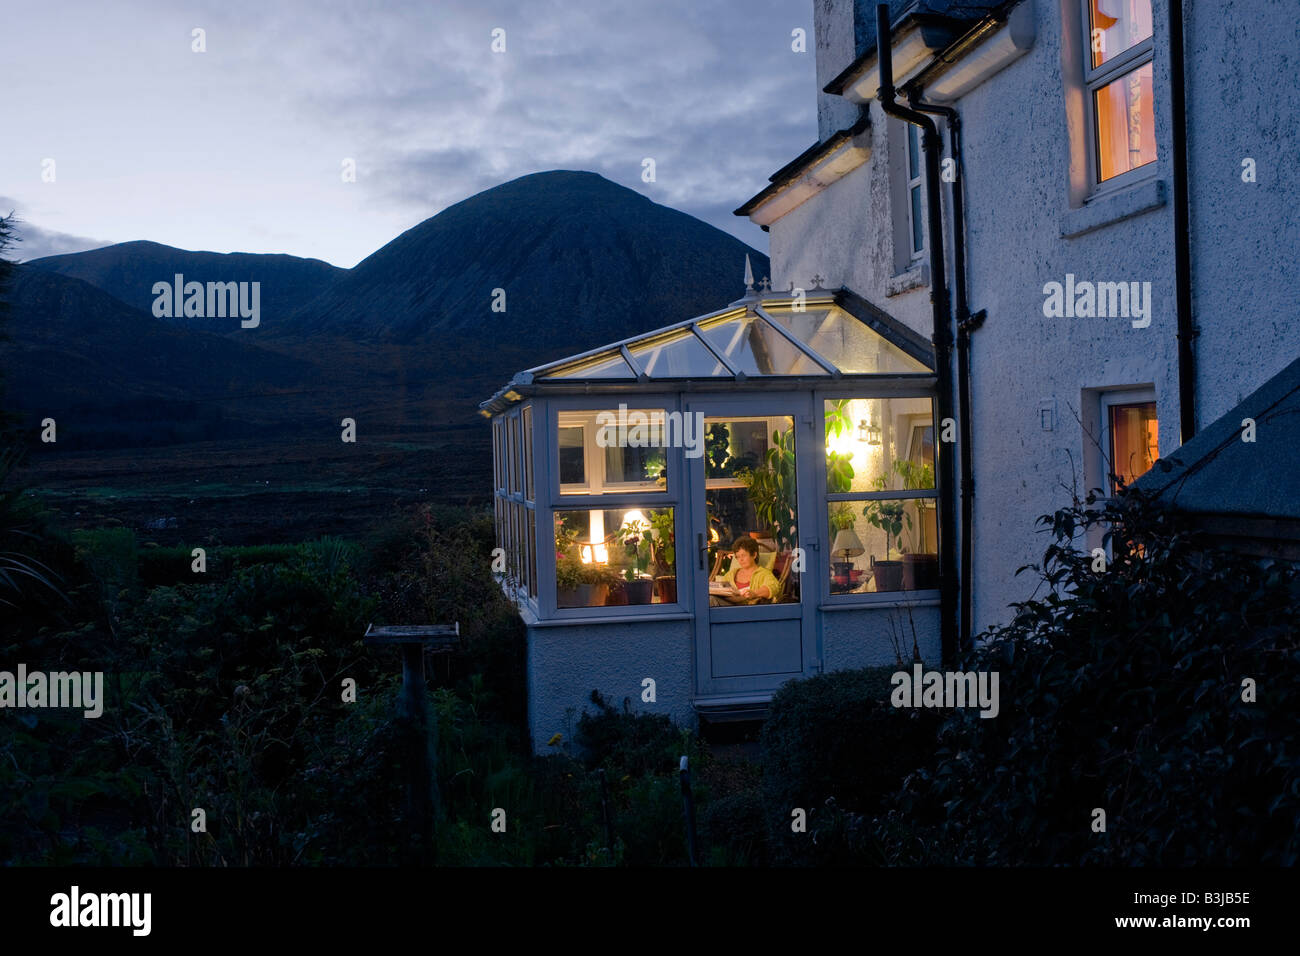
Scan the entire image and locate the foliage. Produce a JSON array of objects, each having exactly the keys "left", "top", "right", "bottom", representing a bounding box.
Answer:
[
  {"left": 646, "top": 508, "right": 675, "bottom": 577},
  {"left": 737, "top": 428, "right": 798, "bottom": 551},
  {"left": 824, "top": 398, "right": 856, "bottom": 495},
  {"left": 759, "top": 667, "right": 939, "bottom": 865},
  {"left": 555, "top": 553, "right": 585, "bottom": 591},
  {"left": 861, "top": 487, "right": 910, "bottom": 561},
  {"left": 870, "top": 489, "right": 1300, "bottom": 865}
]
